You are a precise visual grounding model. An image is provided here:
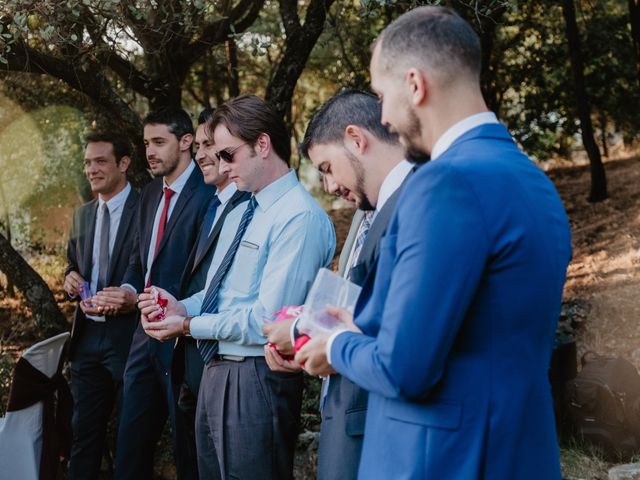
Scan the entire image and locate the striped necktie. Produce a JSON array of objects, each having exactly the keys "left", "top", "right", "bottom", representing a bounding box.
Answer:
[{"left": 197, "top": 197, "right": 257, "bottom": 364}]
